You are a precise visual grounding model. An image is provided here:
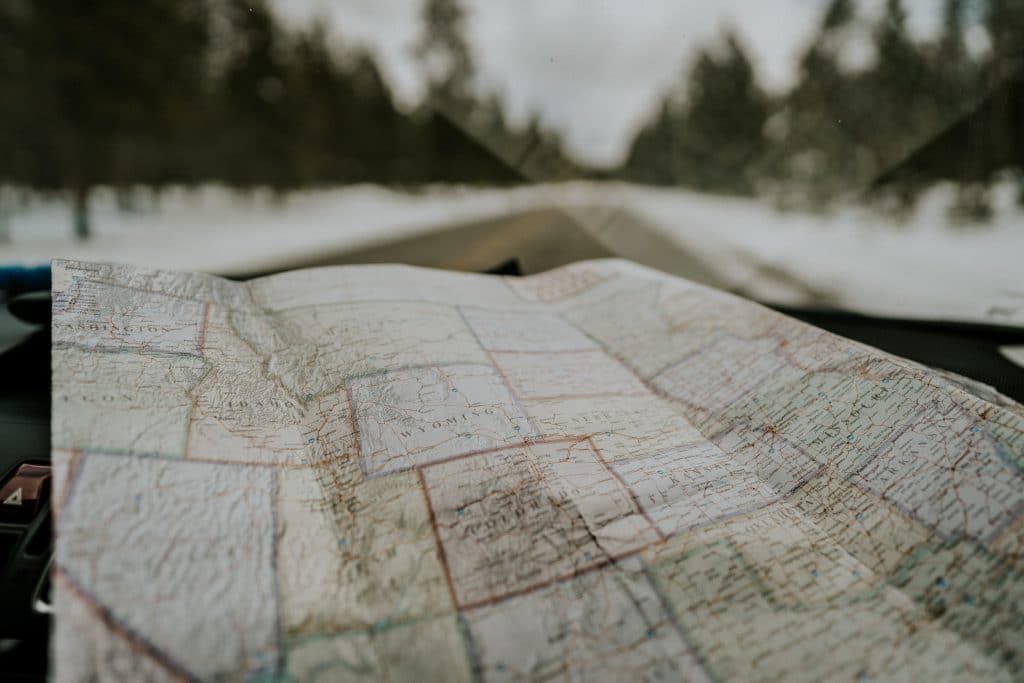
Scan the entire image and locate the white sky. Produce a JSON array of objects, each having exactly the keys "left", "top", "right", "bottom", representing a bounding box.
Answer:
[{"left": 272, "top": 1, "right": 963, "bottom": 167}]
